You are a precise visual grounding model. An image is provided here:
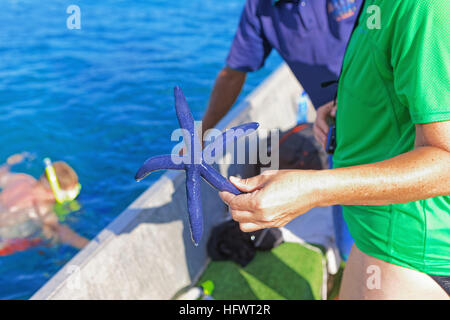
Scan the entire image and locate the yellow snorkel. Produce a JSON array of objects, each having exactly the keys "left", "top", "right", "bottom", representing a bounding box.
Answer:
[{"left": 44, "top": 158, "right": 81, "bottom": 204}]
